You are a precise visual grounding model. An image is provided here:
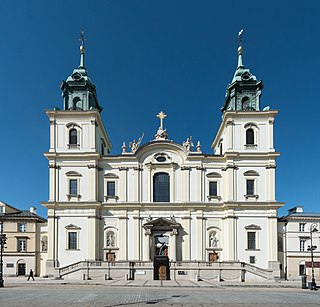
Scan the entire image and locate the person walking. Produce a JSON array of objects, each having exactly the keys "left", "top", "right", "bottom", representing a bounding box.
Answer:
[{"left": 27, "top": 269, "right": 35, "bottom": 281}]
